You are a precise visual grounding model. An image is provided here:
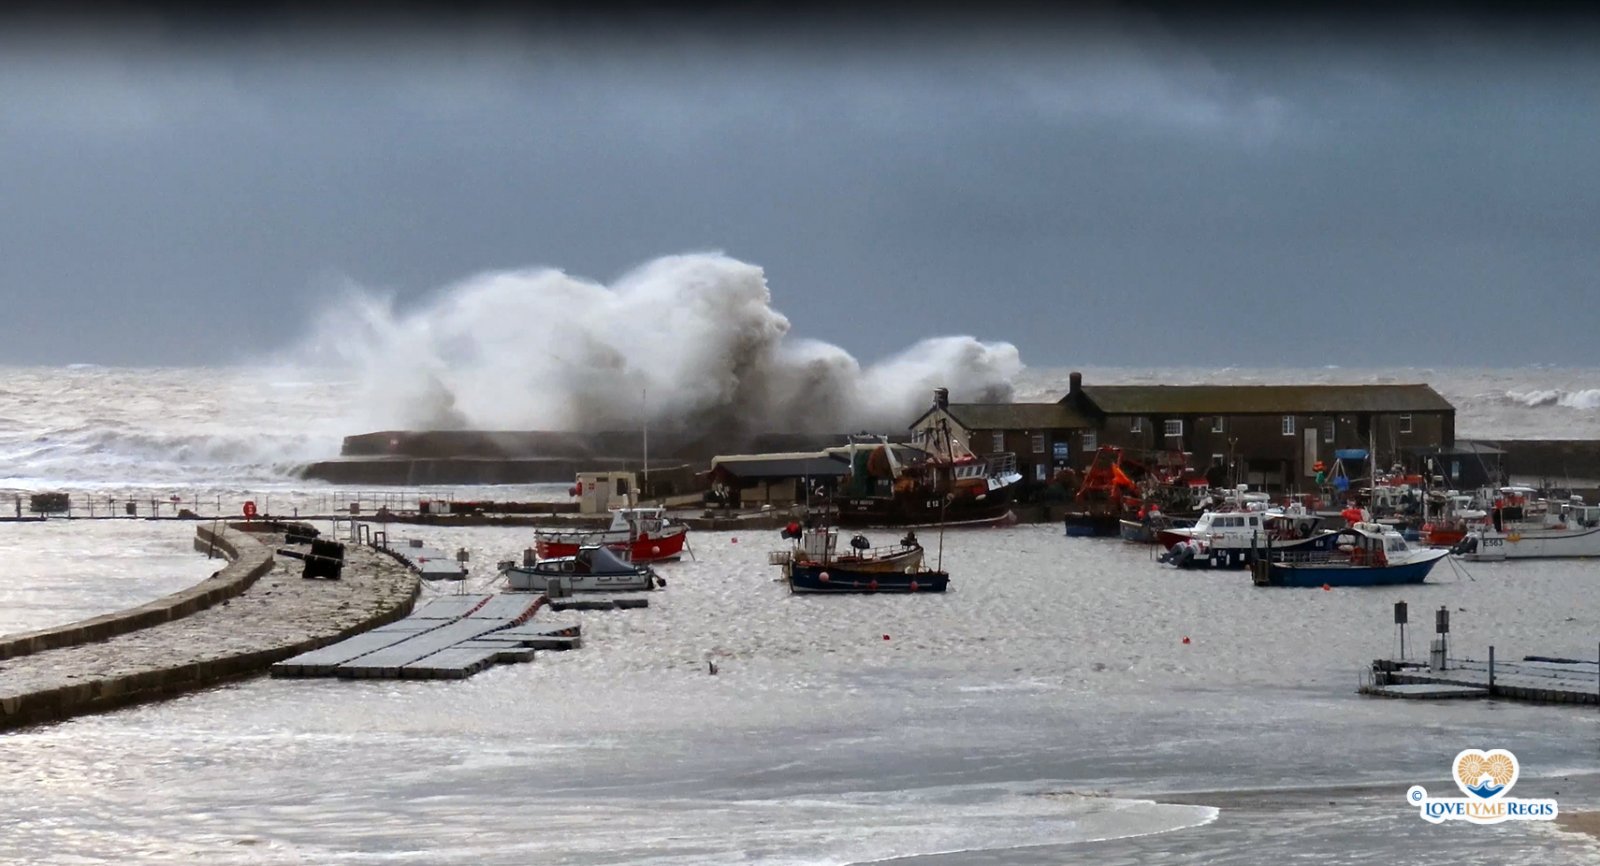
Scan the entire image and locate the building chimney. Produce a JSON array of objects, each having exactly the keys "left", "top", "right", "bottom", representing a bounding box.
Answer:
[
  {"left": 933, "top": 387, "right": 949, "bottom": 409},
  {"left": 1069, "top": 371, "right": 1082, "bottom": 396}
]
